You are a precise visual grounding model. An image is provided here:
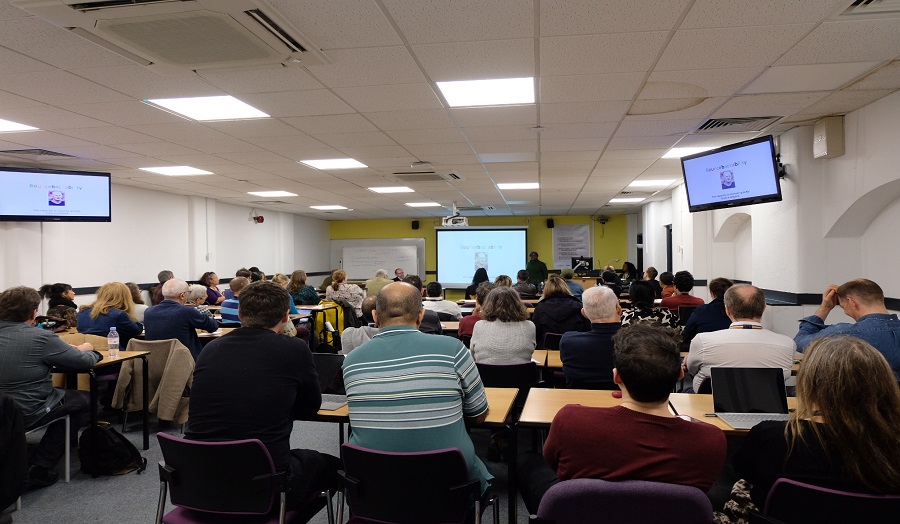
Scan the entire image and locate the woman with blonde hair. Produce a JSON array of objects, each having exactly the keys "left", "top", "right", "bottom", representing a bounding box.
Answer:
[
  {"left": 494, "top": 274, "right": 512, "bottom": 287},
  {"left": 531, "top": 274, "right": 590, "bottom": 344},
  {"left": 289, "top": 269, "right": 320, "bottom": 305},
  {"left": 718, "top": 336, "right": 900, "bottom": 522},
  {"left": 325, "top": 269, "right": 365, "bottom": 317},
  {"left": 76, "top": 282, "right": 143, "bottom": 350},
  {"left": 270, "top": 273, "right": 300, "bottom": 314},
  {"left": 470, "top": 286, "right": 535, "bottom": 364}
]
